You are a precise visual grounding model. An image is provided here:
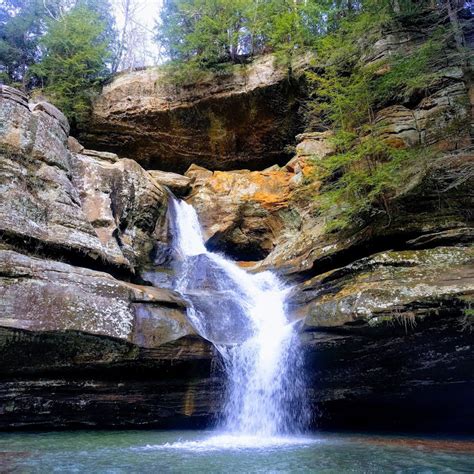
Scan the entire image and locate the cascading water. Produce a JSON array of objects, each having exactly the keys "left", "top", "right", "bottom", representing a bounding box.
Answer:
[{"left": 171, "top": 198, "right": 308, "bottom": 440}]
